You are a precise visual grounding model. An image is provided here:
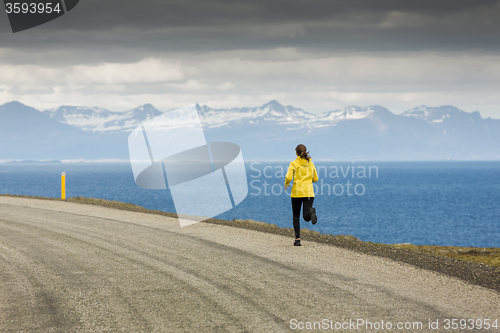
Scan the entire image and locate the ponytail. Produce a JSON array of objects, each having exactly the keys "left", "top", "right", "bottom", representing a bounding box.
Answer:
[{"left": 295, "top": 144, "right": 311, "bottom": 161}]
